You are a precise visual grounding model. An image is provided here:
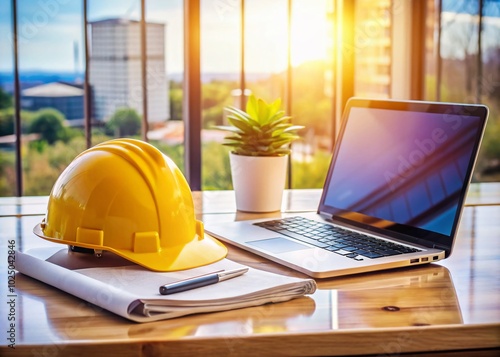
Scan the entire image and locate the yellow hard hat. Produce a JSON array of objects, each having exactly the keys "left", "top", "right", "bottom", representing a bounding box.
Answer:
[{"left": 33, "top": 138, "right": 227, "bottom": 271}]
